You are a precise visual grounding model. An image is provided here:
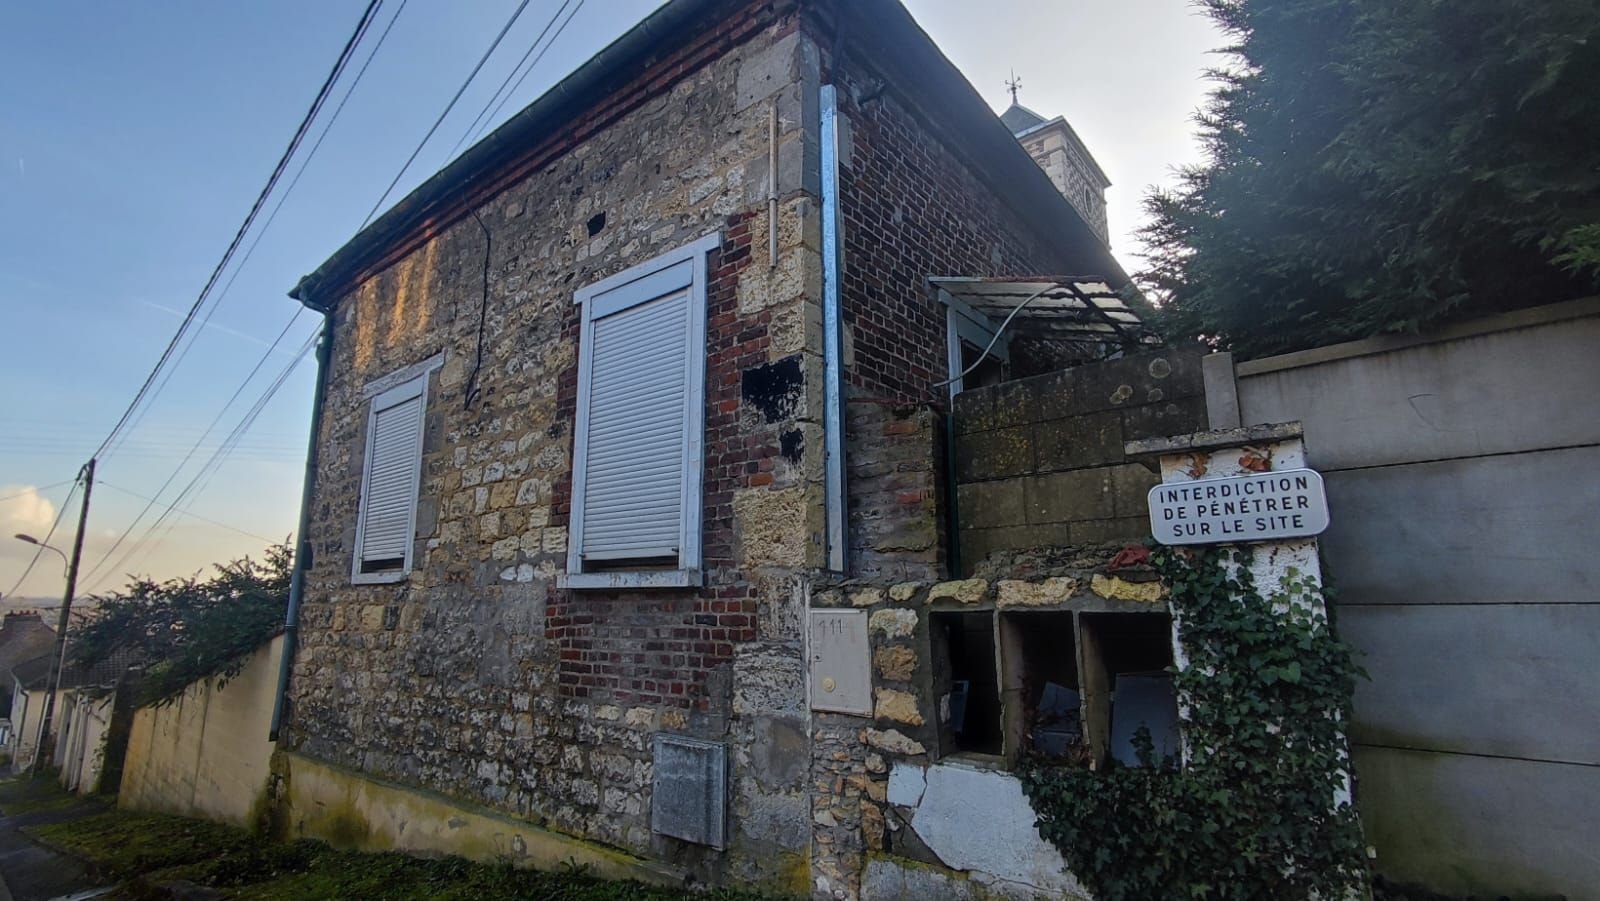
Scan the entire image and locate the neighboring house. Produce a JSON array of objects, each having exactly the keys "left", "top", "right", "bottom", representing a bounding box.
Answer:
[
  {"left": 0, "top": 611, "right": 59, "bottom": 718},
  {"left": 9, "top": 649, "right": 133, "bottom": 775},
  {"left": 8, "top": 654, "right": 55, "bottom": 767},
  {"left": 278, "top": 0, "right": 1140, "bottom": 893}
]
